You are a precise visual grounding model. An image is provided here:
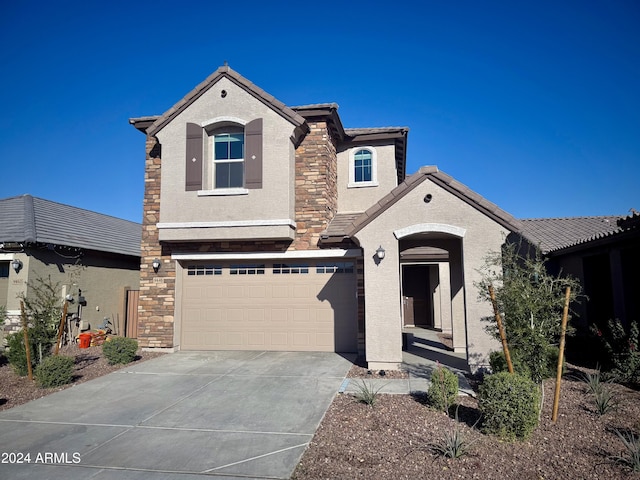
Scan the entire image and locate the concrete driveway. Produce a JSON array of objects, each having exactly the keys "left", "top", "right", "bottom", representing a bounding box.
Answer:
[{"left": 0, "top": 351, "right": 353, "bottom": 479}]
